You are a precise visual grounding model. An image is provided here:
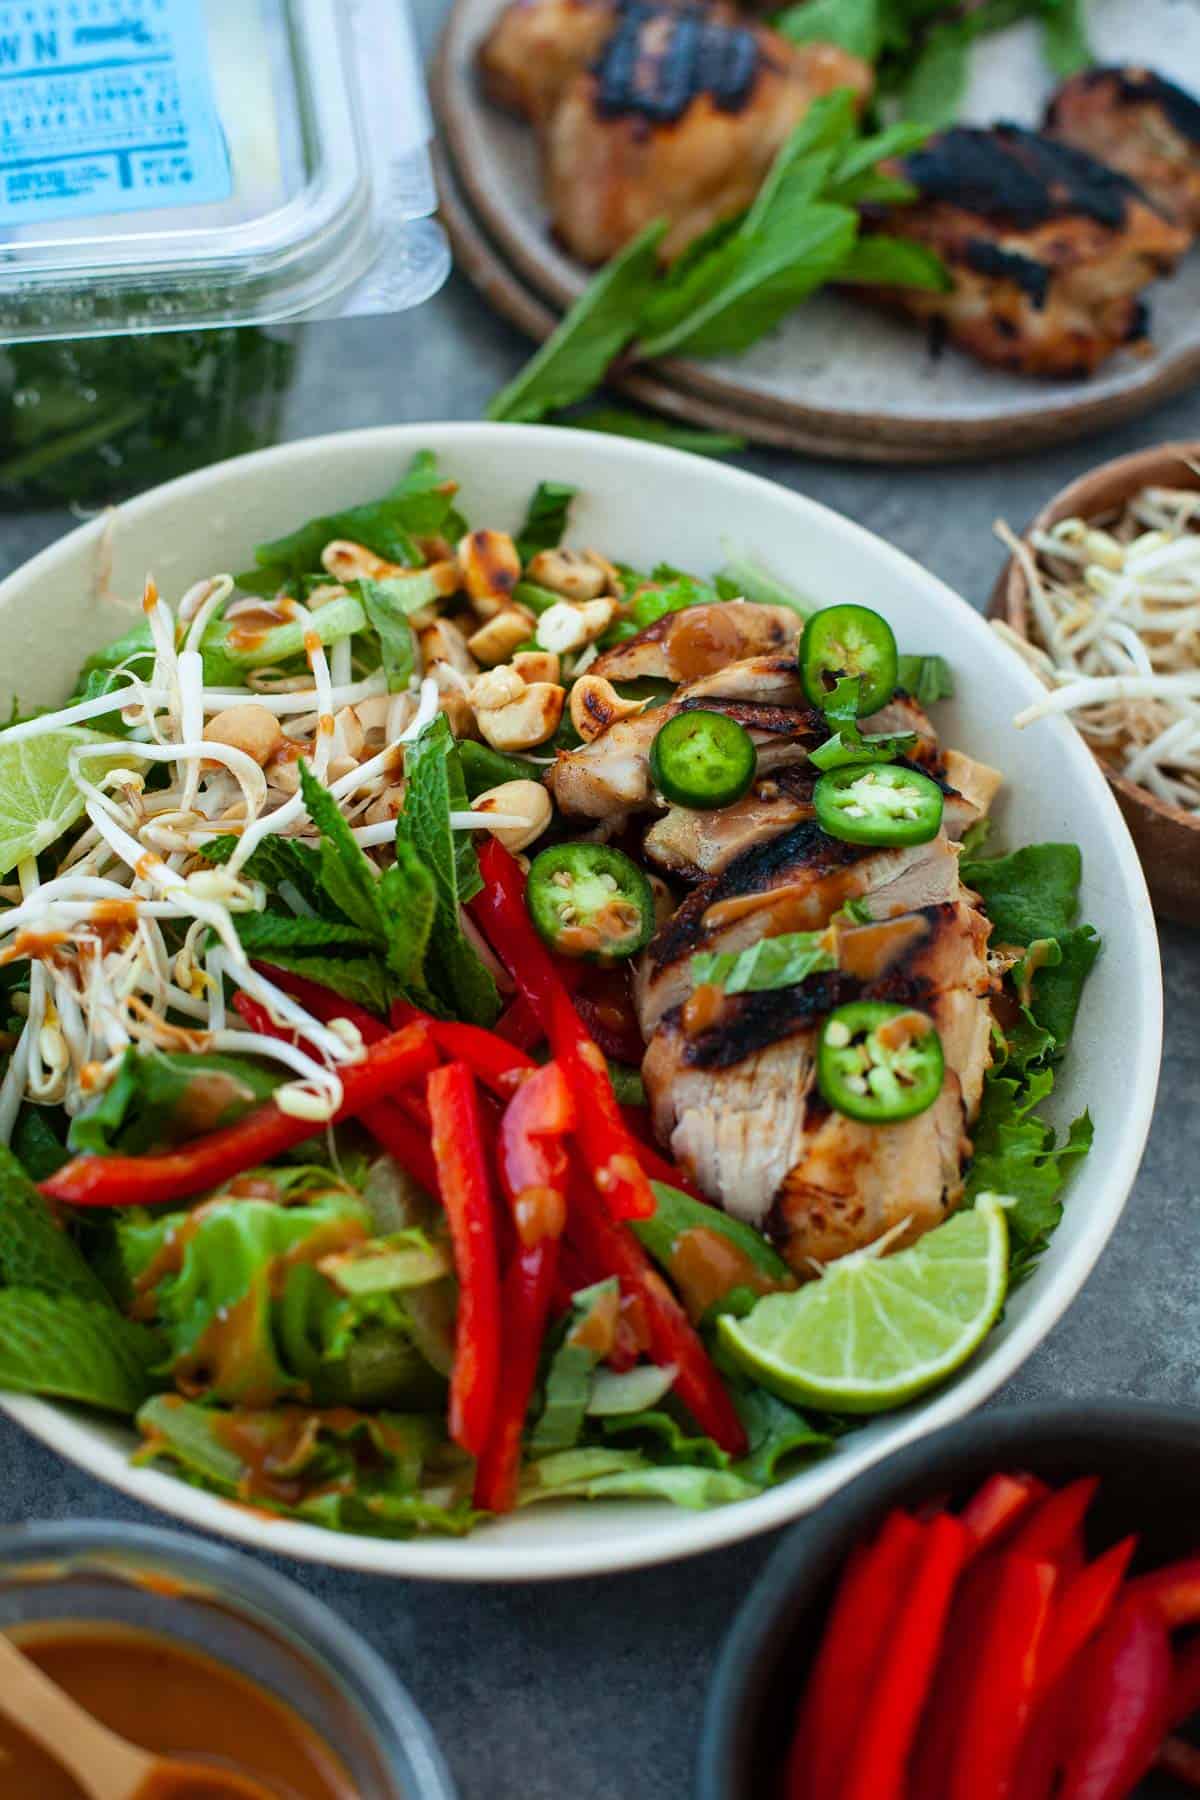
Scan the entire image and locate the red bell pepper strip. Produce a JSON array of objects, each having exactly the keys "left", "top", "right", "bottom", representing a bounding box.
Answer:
[
  {"left": 787, "top": 1509, "right": 924, "bottom": 1800},
  {"left": 42, "top": 1023, "right": 438, "bottom": 1209},
  {"left": 427, "top": 1063, "right": 501, "bottom": 1460},
  {"left": 1036, "top": 1535, "right": 1139, "bottom": 1700},
  {"left": 390, "top": 999, "right": 537, "bottom": 1097},
  {"left": 960, "top": 1471, "right": 1049, "bottom": 1553},
  {"left": 1057, "top": 1597, "right": 1172, "bottom": 1800},
  {"left": 474, "top": 1240, "right": 559, "bottom": 1514},
  {"left": 837, "top": 1512, "right": 971, "bottom": 1800},
  {"left": 252, "top": 963, "right": 388, "bottom": 1041},
  {"left": 1158, "top": 1735, "right": 1200, "bottom": 1788},
  {"left": 494, "top": 992, "right": 543, "bottom": 1050},
  {"left": 572, "top": 963, "right": 645, "bottom": 1065},
  {"left": 1167, "top": 1636, "right": 1200, "bottom": 1728},
  {"left": 1005, "top": 1476, "right": 1099, "bottom": 1565},
  {"left": 358, "top": 1102, "right": 442, "bottom": 1198},
  {"left": 1128, "top": 1555, "right": 1200, "bottom": 1631},
  {"left": 566, "top": 1165, "right": 747, "bottom": 1455},
  {"left": 473, "top": 1065, "right": 575, "bottom": 1514},
  {"left": 944, "top": 1555, "right": 1058, "bottom": 1800},
  {"left": 470, "top": 838, "right": 655, "bottom": 1221}
]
